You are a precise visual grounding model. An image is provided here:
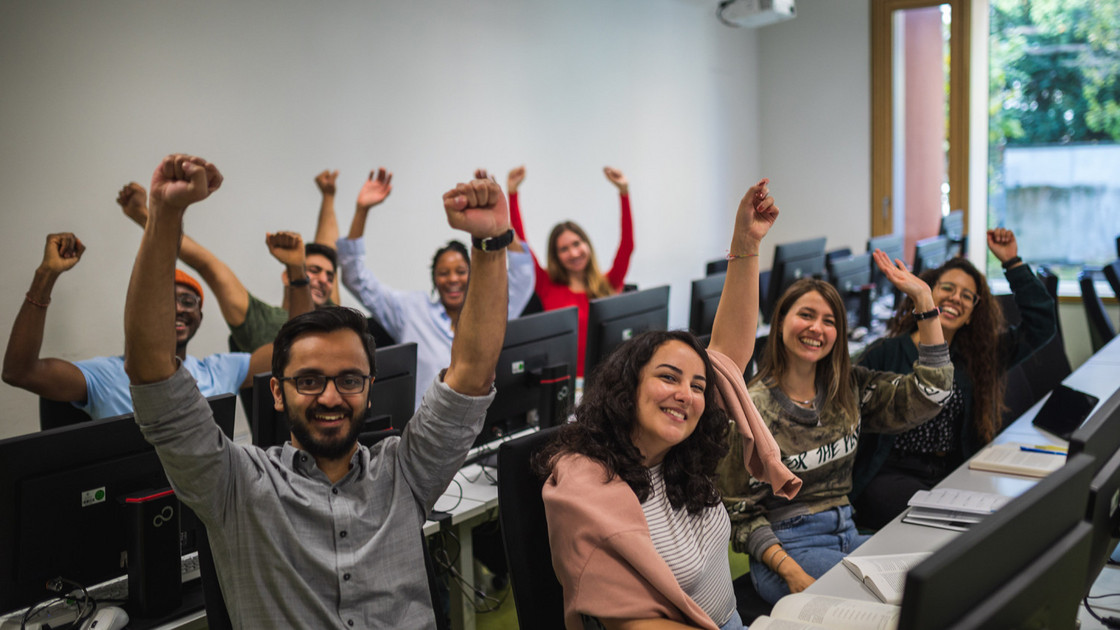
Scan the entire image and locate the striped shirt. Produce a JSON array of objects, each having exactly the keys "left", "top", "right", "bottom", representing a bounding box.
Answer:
[{"left": 641, "top": 464, "right": 735, "bottom": 627}]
